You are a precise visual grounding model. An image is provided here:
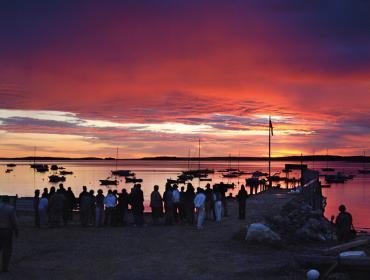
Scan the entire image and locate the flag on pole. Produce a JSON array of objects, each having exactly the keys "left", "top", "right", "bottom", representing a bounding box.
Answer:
[{"left": 269, "top": 117, "right": 274, "bottom": 136}]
